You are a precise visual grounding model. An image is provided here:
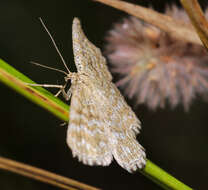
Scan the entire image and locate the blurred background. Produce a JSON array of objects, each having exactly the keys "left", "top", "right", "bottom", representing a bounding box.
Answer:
[{"left": 0, "top": 0, "right": 208, "bottom": 189}]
